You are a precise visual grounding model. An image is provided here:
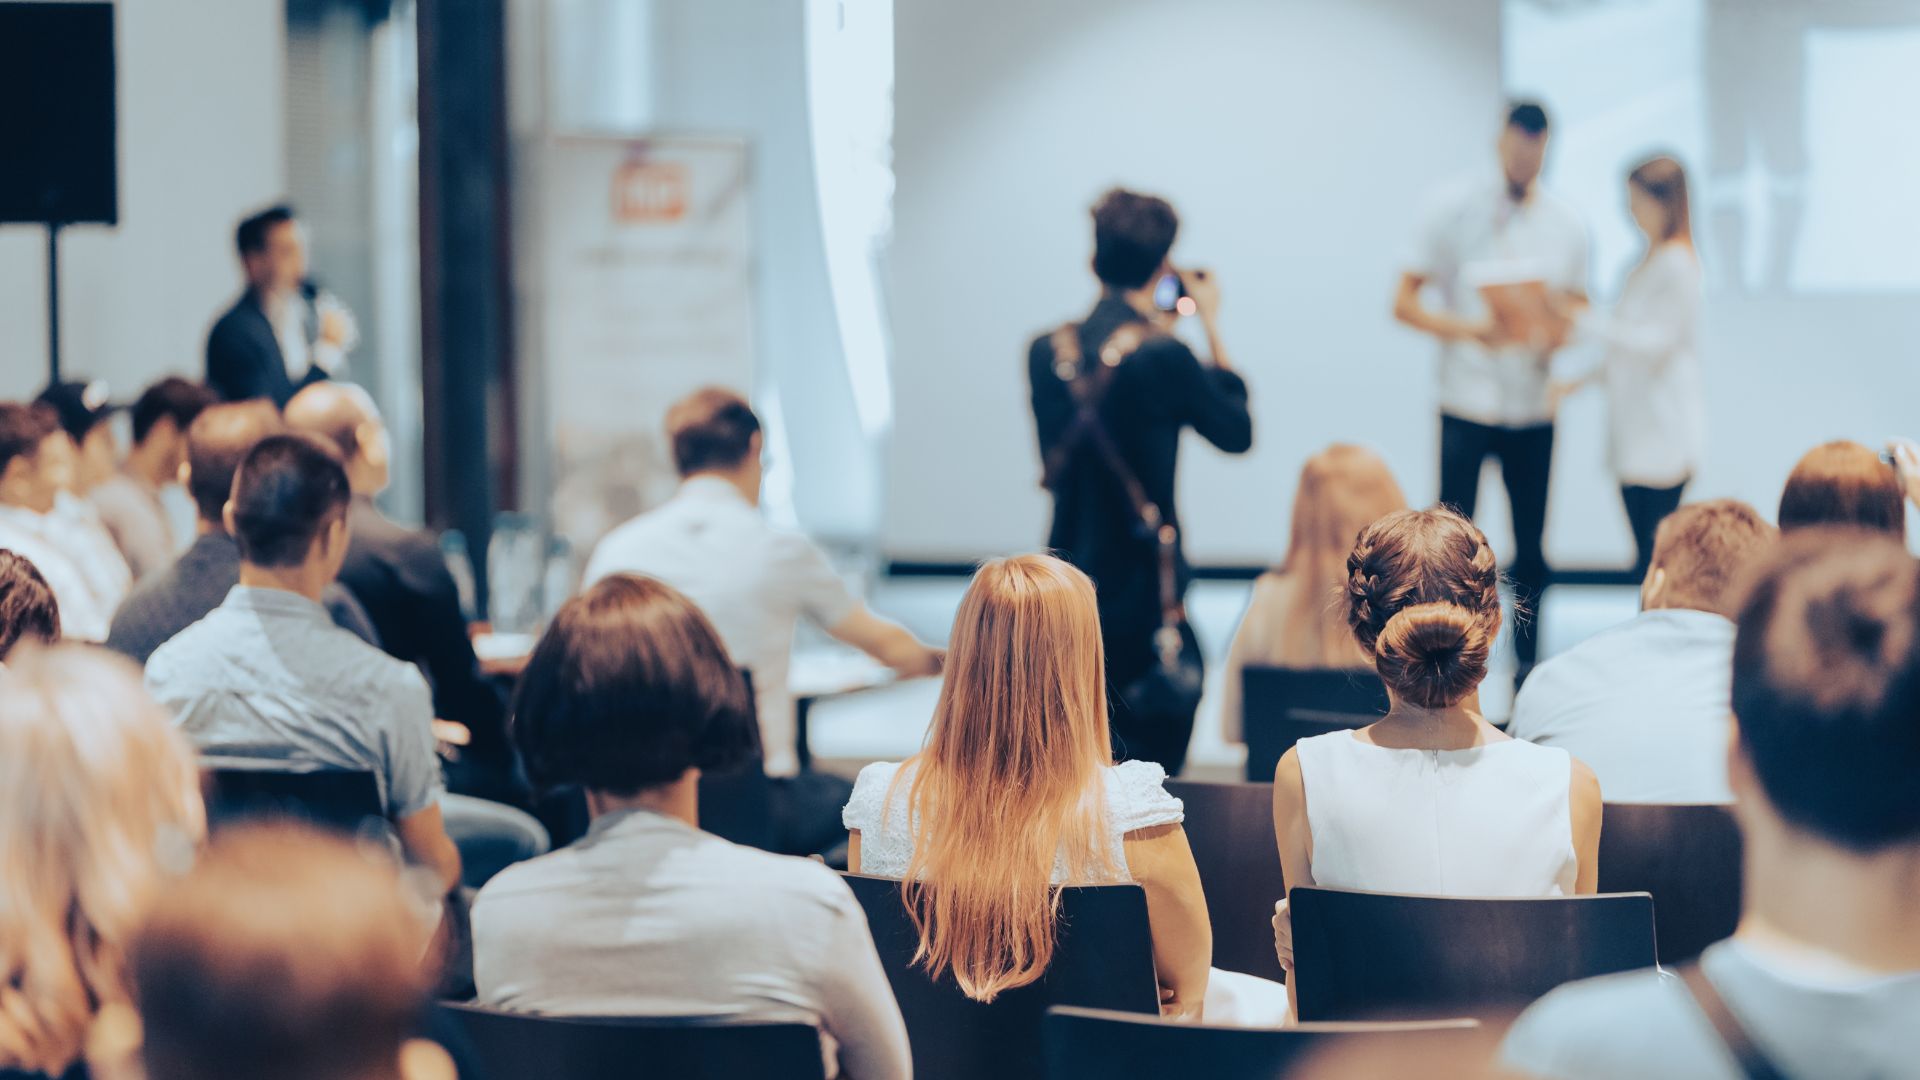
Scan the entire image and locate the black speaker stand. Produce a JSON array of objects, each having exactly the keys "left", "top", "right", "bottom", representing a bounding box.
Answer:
[{"left": 45, "top": 221, "right": 64, "bottom": 384}]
